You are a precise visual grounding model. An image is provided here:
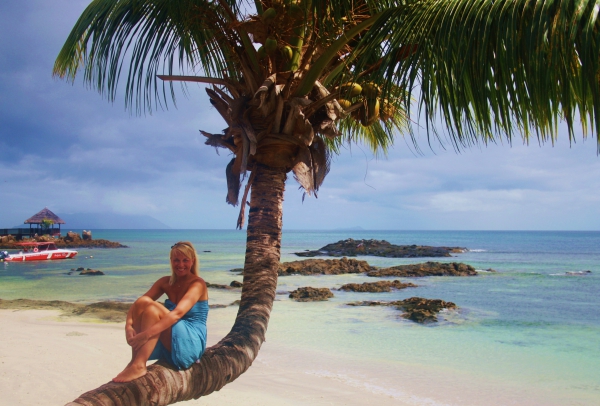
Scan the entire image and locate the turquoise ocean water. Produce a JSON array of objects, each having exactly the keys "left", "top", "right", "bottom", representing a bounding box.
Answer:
[{"left": 1, "top": 230, "right": 599, "bottom": 405}]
